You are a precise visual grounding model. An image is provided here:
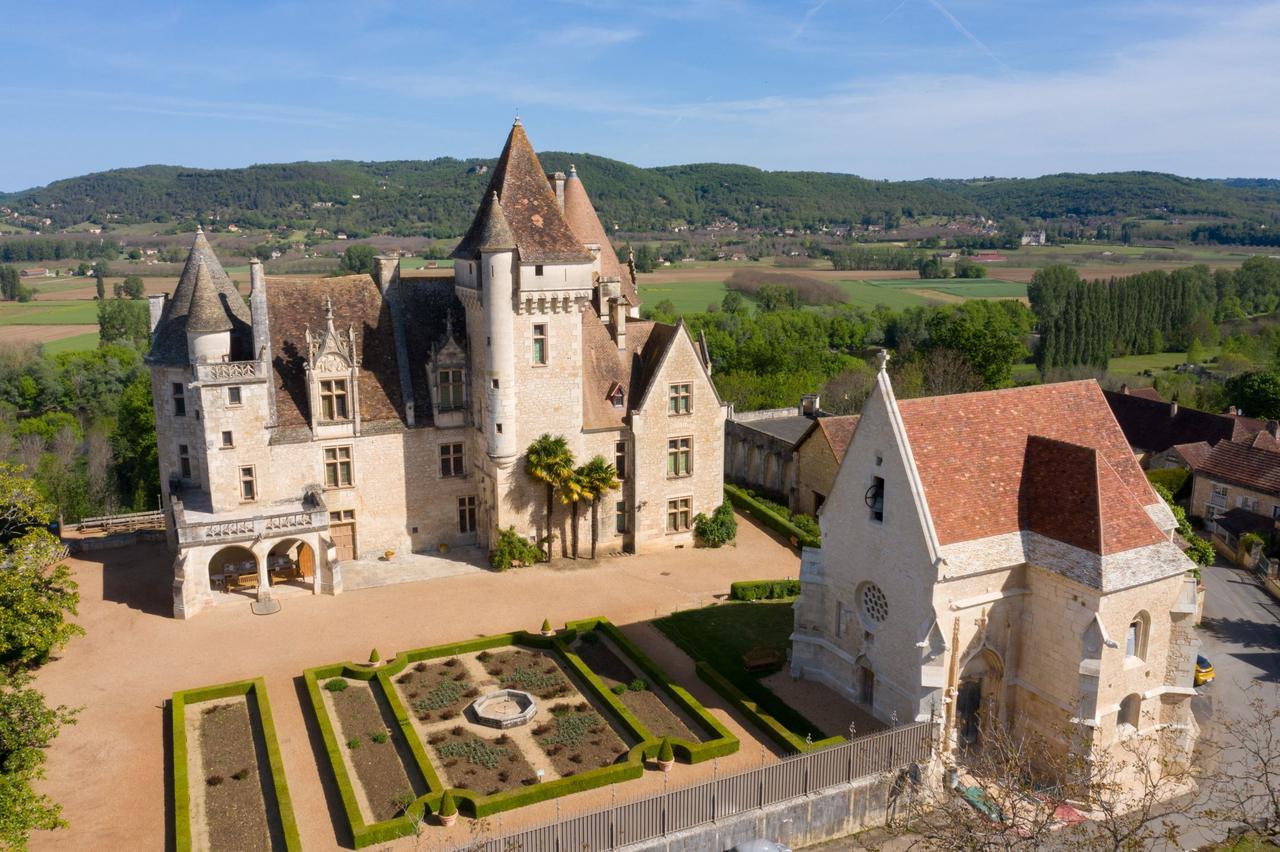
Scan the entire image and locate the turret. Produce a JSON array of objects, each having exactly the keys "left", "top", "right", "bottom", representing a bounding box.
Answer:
[
  {"left": 477, "top": 192, "right": 518, "bottom": 460},
  {"left": 185, "top": 259, "right": 232, "bottom": 363}
]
